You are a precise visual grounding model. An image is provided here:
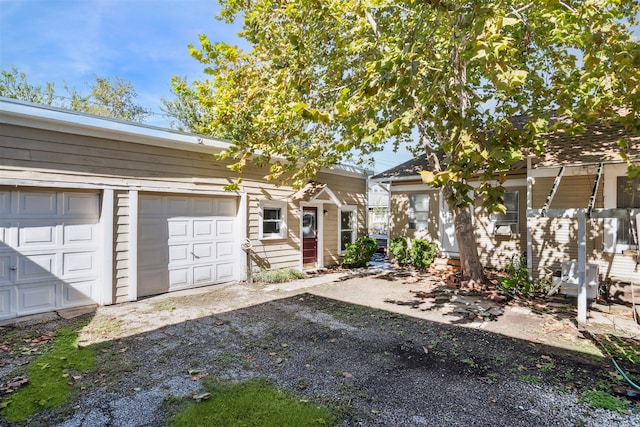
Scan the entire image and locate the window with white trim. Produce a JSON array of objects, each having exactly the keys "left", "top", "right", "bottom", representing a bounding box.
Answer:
[
  {"left": 259, "top": 200, "right": 287, "bottom": 240},
  {"left": 408, "top": 194, "right": 428, "bottom": 231},
  {"left": 339, "top": 206, "right": 356, "bottom": 253},
  {"left": 489, "top": 190, "right": 519, "bottom": 234},
  {"left": 616, "top": 176, "right": 640, "bottom": 247}
]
